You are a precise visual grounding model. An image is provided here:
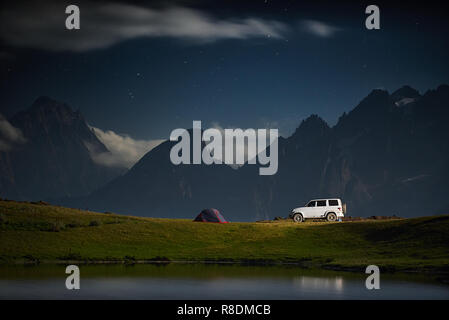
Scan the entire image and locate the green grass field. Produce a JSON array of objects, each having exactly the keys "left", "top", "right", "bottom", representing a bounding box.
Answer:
[{"left": 1, "top": 200, "right": 448, "bottom": 273}]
